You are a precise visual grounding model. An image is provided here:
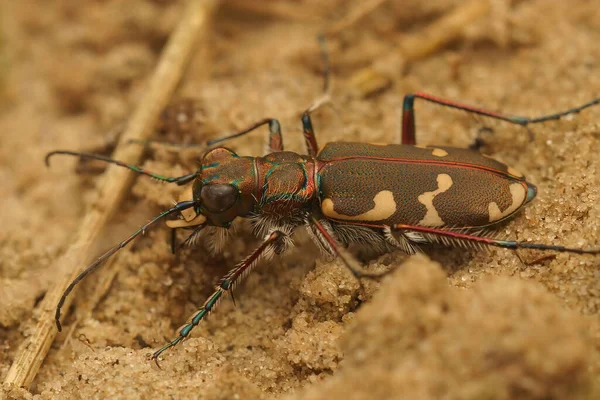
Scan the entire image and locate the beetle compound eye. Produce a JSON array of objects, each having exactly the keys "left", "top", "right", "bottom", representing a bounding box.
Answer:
[{"left": 200, "top": 184, "right": 239, "bottom": 214}]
